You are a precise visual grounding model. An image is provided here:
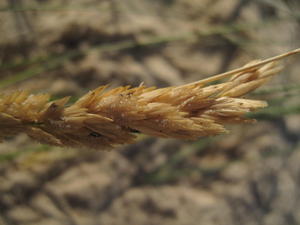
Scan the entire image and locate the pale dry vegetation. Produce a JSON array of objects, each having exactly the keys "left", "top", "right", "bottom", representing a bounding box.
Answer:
[
  {"left": 1, "top": 50, "right": 298, "bottom": 149},
  {"left": 1, "top": 0, "right": 300, "bottom": 225}
]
